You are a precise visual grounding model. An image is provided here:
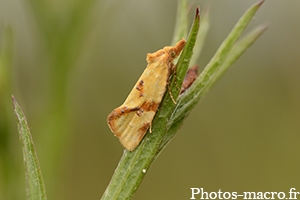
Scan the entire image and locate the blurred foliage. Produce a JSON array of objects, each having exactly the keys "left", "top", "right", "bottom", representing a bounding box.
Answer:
[
  {"left": 1, "top": 0, "right": 100, "bottom": 199},
  {"left": 0, "top": 0, "right": 300, "bottom": 199},
  {"left": 0, "top": 26, "right": 17, "bottom": 200}
]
